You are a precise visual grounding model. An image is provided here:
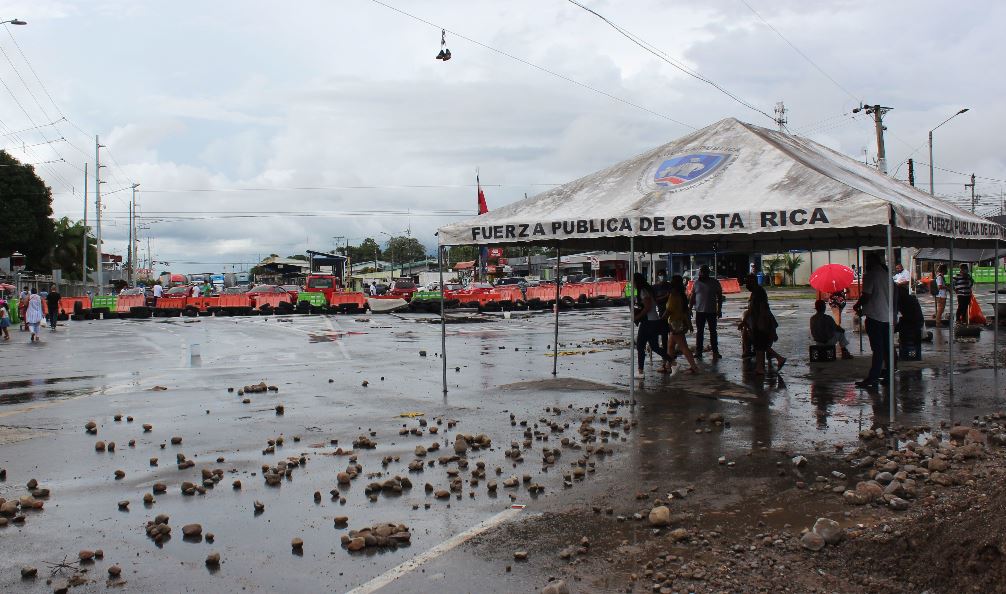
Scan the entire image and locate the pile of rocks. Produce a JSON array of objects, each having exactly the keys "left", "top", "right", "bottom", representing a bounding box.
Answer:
[
  {"left": 236, "top": 382, "right": 277, "bottom": 395},
  {"left": 145, "top": 514, "right": 172, "bottom": 544},
  {"left": 341, "top": 522, "right": 412, "bottom": 552}
]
